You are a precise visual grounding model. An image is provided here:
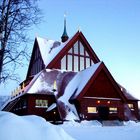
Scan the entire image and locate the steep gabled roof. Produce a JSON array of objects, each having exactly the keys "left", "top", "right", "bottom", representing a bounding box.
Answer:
[
  {"left": 36, "top": 37, "right": 69, "bottom": 67},
  {"left": 27, "top": 31, "right": 100, "bottom": 78},
  {"left": 47, "top": 31, "right": 100, "bottom": 68},
  {"left": 60, "top": 62, "right": 101, "bottom": 101},
  {"left": 26, "top": 36, "right": 71, "bottom": 78}
]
